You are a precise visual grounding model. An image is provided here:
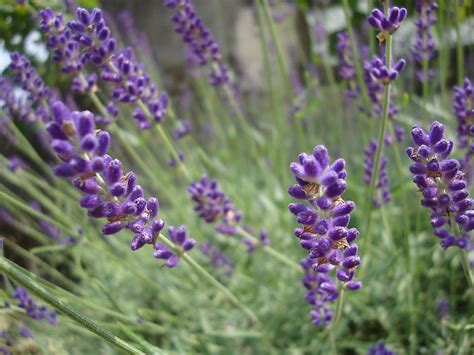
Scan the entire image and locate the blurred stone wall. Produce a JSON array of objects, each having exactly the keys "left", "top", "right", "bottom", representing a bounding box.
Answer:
[
  {"left": 101, "top": 0, "right": 305, "bottom": 91},
  {"left": 101, "top": 0, "right": 241, "bottom": 83}
]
